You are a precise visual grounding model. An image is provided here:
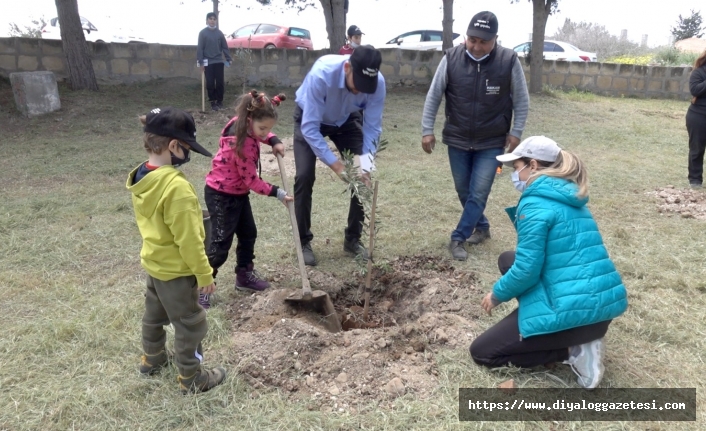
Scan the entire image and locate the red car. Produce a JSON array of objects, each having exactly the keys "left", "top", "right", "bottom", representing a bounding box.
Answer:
[{"left": 227, "top": 23, "right": 313, "bottom": 50}]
